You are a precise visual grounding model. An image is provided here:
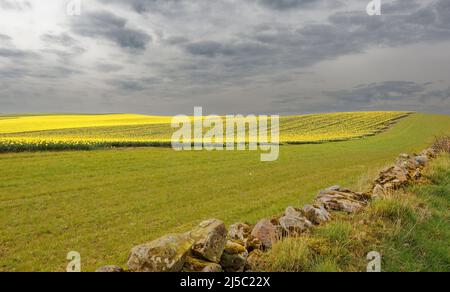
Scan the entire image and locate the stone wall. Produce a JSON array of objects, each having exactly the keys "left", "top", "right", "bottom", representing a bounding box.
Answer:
[{"left": 95, "top": 147, "right": 439, "bottom": 272}]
